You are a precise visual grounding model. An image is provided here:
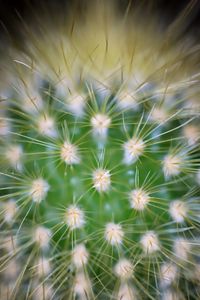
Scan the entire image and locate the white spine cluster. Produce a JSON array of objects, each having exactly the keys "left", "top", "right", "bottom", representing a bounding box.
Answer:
[
  {"left": 169, "top": 200, "right": 188, "bottom": 223},
  {"left": 91, "top": 113, "right": 111, "bottom": 138},
  {"left": 72, "top": 244, "right": 89, "bottom": 269},
  {"left": 29, "top": 178, "right": 49, "bottom": 203},
  {"left": 183, "top": 125, "right": 199, "bottom": 146},
  {"left": 140, "top": 231, "right": 160, "bottom": 254},
  {"left": 37, "top": 114, "right": 57, "bottom": 138},
  {"left": 117, "top": 92, "right": 138, "bottom": 111},
  {"left": 114, "top": 258, "right": 134, "bottom": 280},
  {"left": 129, "top": 189, "right": 150, "bottom": 211},
  {"left": 3, "top": 200, "right": 18, "bottom": 223},
  {"left": 123, "top": 137, "right": 145, "bottom": 165},
  {"left": 34, "top": 226, "right": 51, "bottom": 249},
  {"left": 74, "top": 272, "right": 91, "bottom": 299},
  {"left": 160, "top": 262, "right": 178, "bottom": 287},
  {"left": 150, "top": 106, "right": 168, "bottom": 124},
  {"left": 105, "top": 223, "right": 124, "bottom": 246},
  {"left": 5, "top": 144, "right": 23, "bottom": 171},
  {"left": 163, "top": 154, "right": 182, "bottom": 178},
  {"left": 173, "top": 238, "right": 191, "bottom": 262},
  {"left": 60, "top": 141, "right": 80, "bottom": 165},
  {"left": 92, "top": 168, "right": 111, "bottom": 192},
  {"left": 36, "top": 257, "right": 51, "bottom": 278},
  {"left": 67, "top": 93, "right": 86, "bottom": 117},
  {"left": 65, "top": 205, "right": 85, "bottom": 230}
]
